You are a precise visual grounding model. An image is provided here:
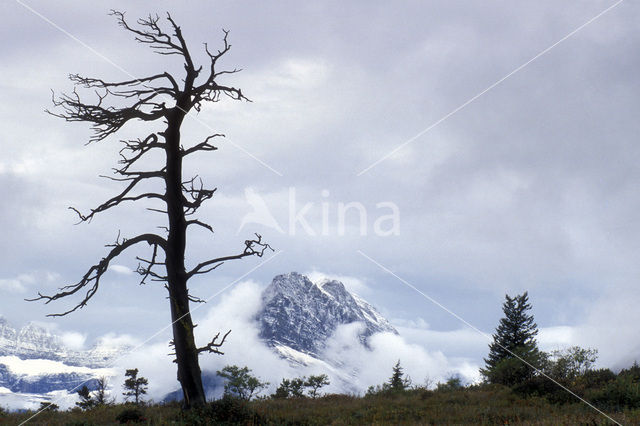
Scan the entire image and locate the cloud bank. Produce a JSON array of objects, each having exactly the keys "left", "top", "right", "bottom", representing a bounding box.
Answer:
[{"left": 100, "top": 278, "right": 483, "bottom": 403}]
